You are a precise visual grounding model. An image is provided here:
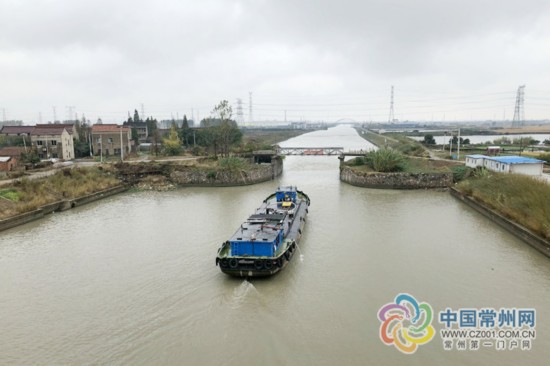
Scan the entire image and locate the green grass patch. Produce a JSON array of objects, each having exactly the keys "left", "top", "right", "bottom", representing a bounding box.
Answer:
[
  {"left": 457, "top": 173, "right": 550, "bottom": 240},
  {"left": 218, "top": 156, "right": 250, "bottom": 171},
  {"left": 0, "top": 189, "right": 19, "bottom": 202}
]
